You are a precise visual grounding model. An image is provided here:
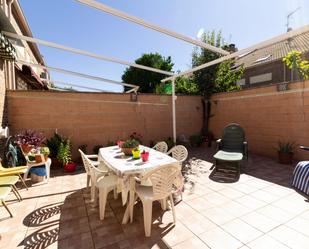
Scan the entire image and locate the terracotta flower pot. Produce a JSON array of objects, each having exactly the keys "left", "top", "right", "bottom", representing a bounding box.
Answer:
[
  {"left": 278, "top": 152, "right": 293, "bottom": 164},
  {"left": 51, "top": 157, "right": 61, "bottom": 169},
  {"left": 35, "top": 154, "right": 43, "bottom": 163},
  {"left": 121, "top": 147, "right": 136, "bottom": 156},
  {"left": 64, "top": 162, "right": 77, "bottom": 172}
]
